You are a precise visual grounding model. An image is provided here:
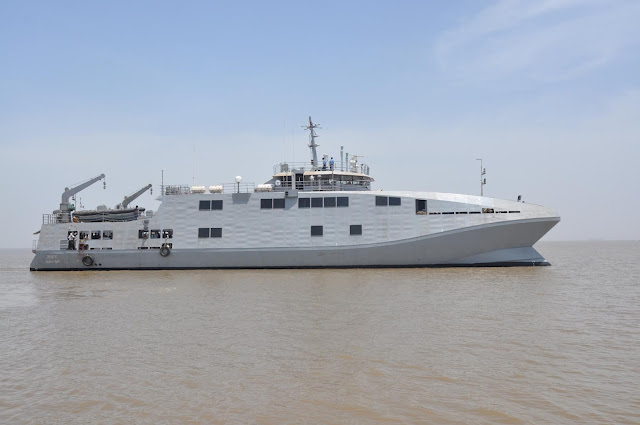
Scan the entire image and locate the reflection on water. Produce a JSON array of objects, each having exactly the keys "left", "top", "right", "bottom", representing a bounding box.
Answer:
[{"left": 1, "top": 242, "right": 639, "bottom": 424}]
